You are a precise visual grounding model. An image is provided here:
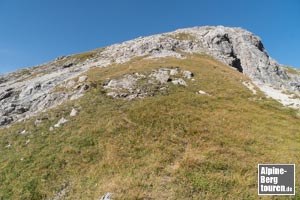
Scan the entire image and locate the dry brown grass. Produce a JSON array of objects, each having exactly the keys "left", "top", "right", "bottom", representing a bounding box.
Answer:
[
  {"left": 283, "top": 66, "right": 300, "bottom": 75},
  {"left": 1, "top": 54, "right": 300, "bottom": 199},
  {"left": 169, "top": 32, "right": 197, "bottom": 41}
]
